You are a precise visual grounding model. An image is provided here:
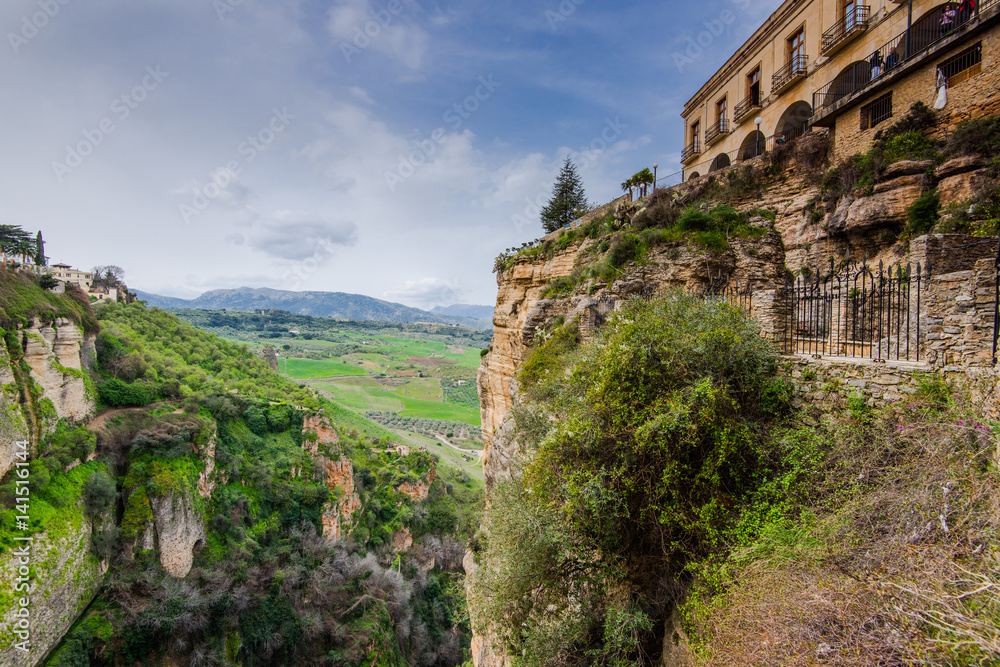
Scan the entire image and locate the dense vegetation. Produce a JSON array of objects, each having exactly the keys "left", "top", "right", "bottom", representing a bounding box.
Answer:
[
  {"left": 470, "top": 292, "right": 1000, "bottom": 665},
  {"left": 0, "top": 294, "right": 481, "bottom": 666}
]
